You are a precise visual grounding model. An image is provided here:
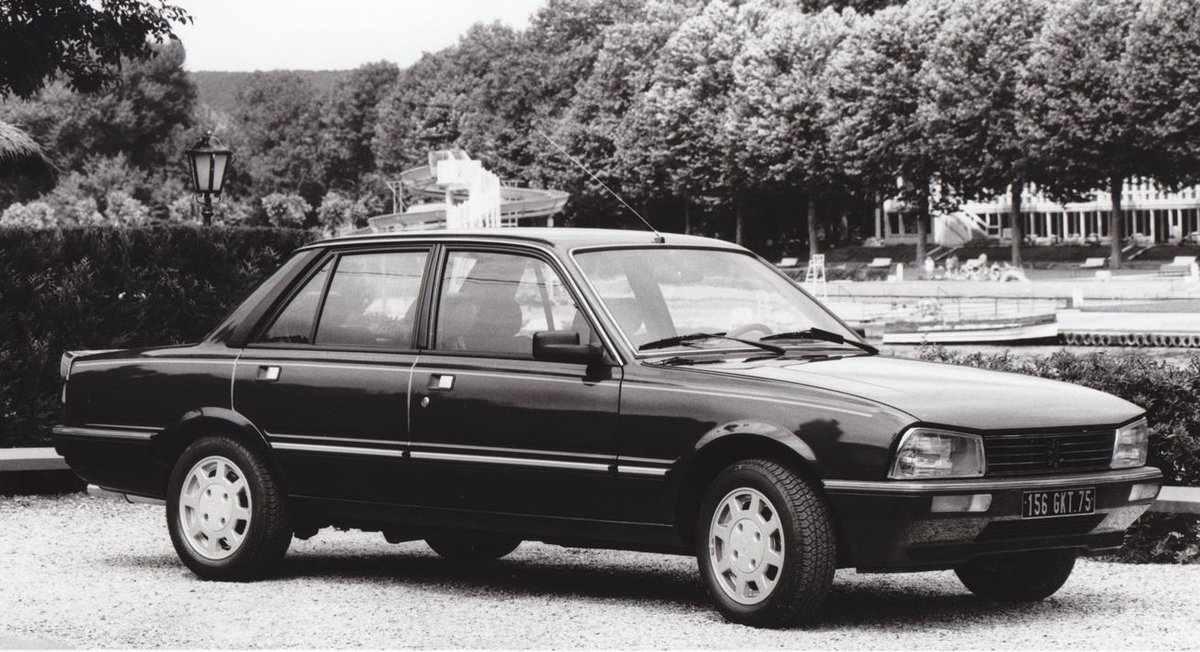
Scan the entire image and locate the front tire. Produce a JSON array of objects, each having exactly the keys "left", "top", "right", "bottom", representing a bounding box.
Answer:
[
  {"left": 426, "top": 533, "right": 521, "bottom": 562},
  {"left": 166, "top": 435, "right": 293, "bottom": 581},
  {"left": 955, "top": 550, "right": 1077, "bottom": 601},
  {"left": 696, "top": 459, "right": 836, "bottom": 628}
]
